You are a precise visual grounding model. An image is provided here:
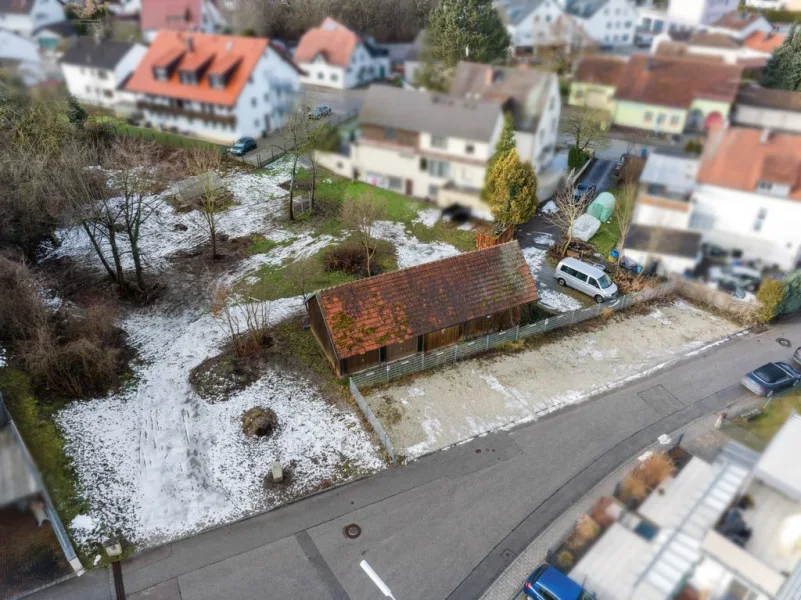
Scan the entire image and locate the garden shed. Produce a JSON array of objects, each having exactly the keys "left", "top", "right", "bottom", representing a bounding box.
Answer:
[{"left": 307, "top": 242, "right": 539, "bottom": 377}]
